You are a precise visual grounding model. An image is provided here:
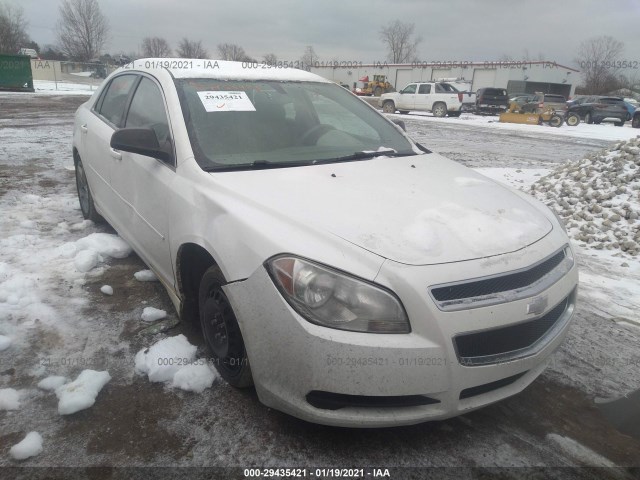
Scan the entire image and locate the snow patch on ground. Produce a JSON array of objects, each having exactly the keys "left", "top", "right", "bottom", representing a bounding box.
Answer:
[
  {"left": 9, "top": 432, "right": 43, "bottom": 460},
  {"left": 100, "top": 285, "right": 113, "bottom": 295},
  {"left": 134, "top": 269, "right": 158, "bottom": 282},
  {"left": 37, "top": 375, "right": 68, "bottom": 391},
  {"left": 546, "top": 434, "right": 615, "bottom": 467},
  {"left": 135, "top": 335, "right": 216, "bottom": 392},
  {"left": 0, "top": 388, "right": 20, "bottom": 410},
  {"left": 0, "top": 334, "right": 11, "bottom": 351},
  {"left": 141, "top": 307, "right": 167, "bottom": 322},
  {"left": 55, "top": 370, "right": 111, "bottom": 415}
]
